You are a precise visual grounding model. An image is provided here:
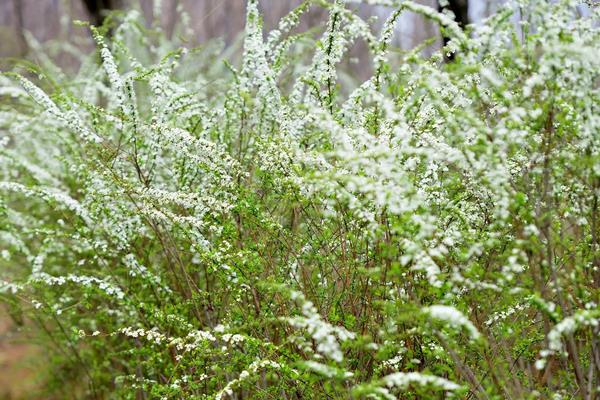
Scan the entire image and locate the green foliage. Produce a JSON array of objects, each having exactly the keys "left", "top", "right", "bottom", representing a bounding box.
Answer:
[{"left": 1, "top": 0, "right": 600, "bottom": 399}]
